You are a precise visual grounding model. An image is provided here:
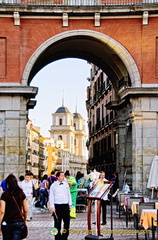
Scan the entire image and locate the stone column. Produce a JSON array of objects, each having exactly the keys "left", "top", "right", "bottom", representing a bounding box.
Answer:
[
  {"left": 0, "top": 86, "right": 37, "bottom": 181},
  {"left": 131, "top": 97, "right": 158, "bottom": 193},
  {"left": 115, "top": 104, "right": 132, "bottom": 189},
  {"left": 116, "top": 122, "right": 126, "bottom": 188}
]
